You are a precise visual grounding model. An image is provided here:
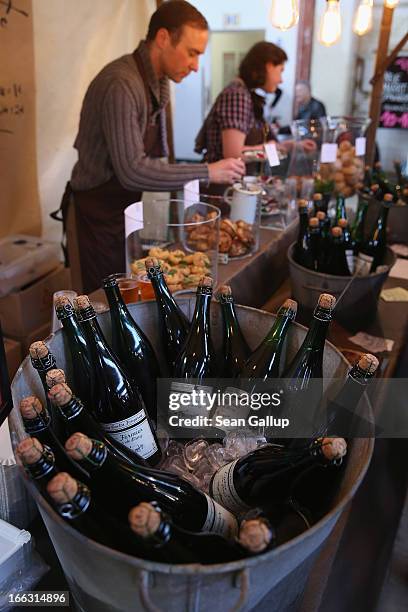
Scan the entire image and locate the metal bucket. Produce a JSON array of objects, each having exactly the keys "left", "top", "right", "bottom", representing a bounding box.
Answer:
[
  {"left": 9, "top": 299, "right": 374, "bottom": 612},
  {"left": 288, "top": 243, "right": 396, "bottom": 330}
]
